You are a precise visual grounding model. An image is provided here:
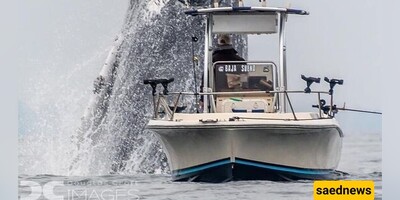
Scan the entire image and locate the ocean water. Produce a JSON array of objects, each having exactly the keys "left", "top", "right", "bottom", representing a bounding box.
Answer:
[{"left": 19, "top": 133, "right": 381, "bottom": 200}]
